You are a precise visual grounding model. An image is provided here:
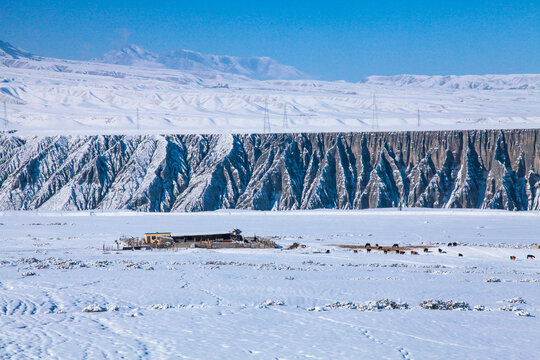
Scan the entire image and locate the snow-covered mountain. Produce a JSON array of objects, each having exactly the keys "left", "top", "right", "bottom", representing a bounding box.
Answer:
[
  {"left": 361, "top": 74, "right": 540, "bottom": 90},
  {"left": 95, "top": 44, "right": 305, "bottom": 80},
  {"left": 0, "top": 40, "right": 35, "bottom": 60},
  {"left": 0, "top": 129, "right": 538, "bottom": 211},
  {"left": 0, "top": 40, "right": 539, "bottom": 134},
  {"left": 96, "top": 44, "right": 160, "bottom": 68}
]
